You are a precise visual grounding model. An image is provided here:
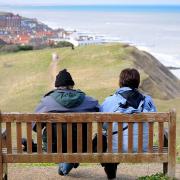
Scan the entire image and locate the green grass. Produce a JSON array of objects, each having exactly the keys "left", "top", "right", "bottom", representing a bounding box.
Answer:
[{"left": 0, "top": 43, "right": 179, "bottom": 160}]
